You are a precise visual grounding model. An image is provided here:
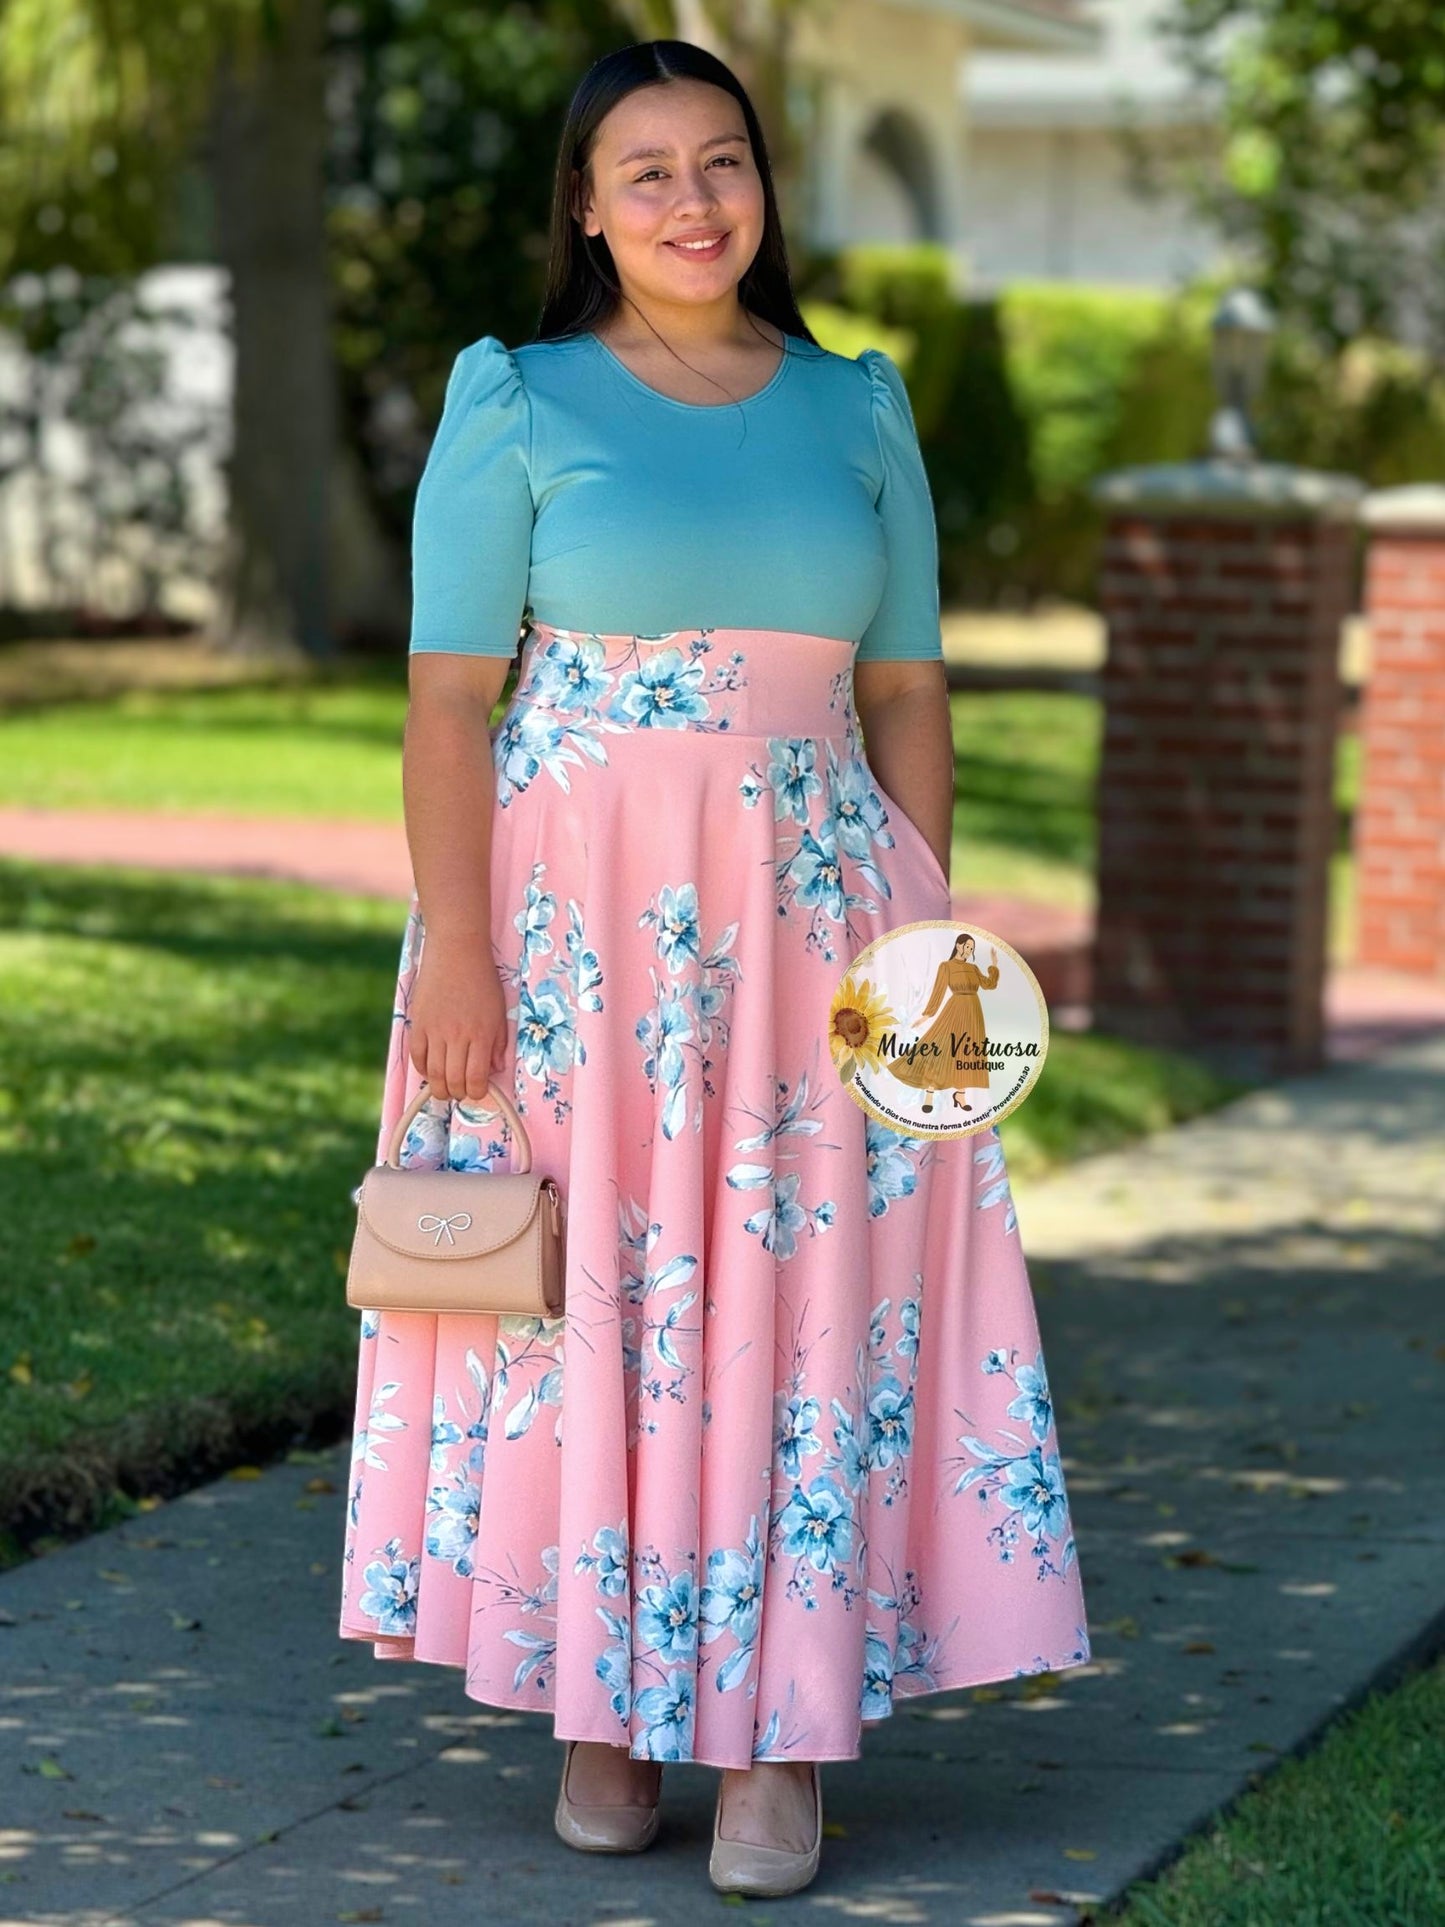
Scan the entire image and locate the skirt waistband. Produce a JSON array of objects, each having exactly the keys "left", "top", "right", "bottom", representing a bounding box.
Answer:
[{"left": 510, "top": 621, "right": 862, "bottom": 741}]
